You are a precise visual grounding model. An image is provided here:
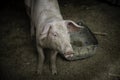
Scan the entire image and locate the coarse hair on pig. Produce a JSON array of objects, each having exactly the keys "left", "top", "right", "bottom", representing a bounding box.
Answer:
[
  {"left": 39, "top": 20, "right": 72, "bottom": 54},
  {"left": 36, "top": 20, "right": 83, "bottom": 75},
  {"left": 25, "top": 0, "right": 84, "bottom": 75},
  {"left": 39, "top": 20, "right": 83, "bottom": 54}
]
